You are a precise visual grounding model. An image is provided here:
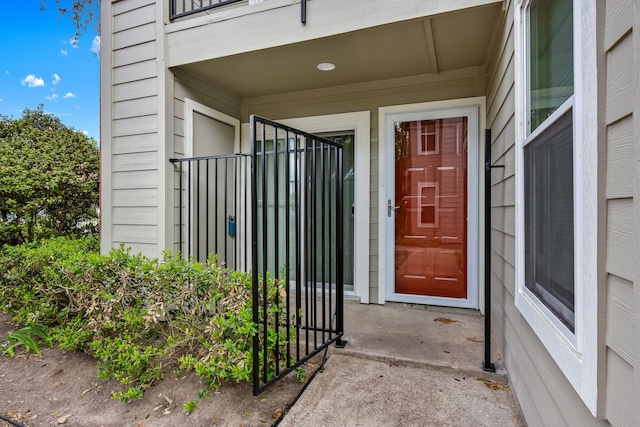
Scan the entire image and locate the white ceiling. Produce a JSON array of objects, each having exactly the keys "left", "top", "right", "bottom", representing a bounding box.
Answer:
[{"left": 178, "top": 3, "right": 502, "bottom": 98}]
